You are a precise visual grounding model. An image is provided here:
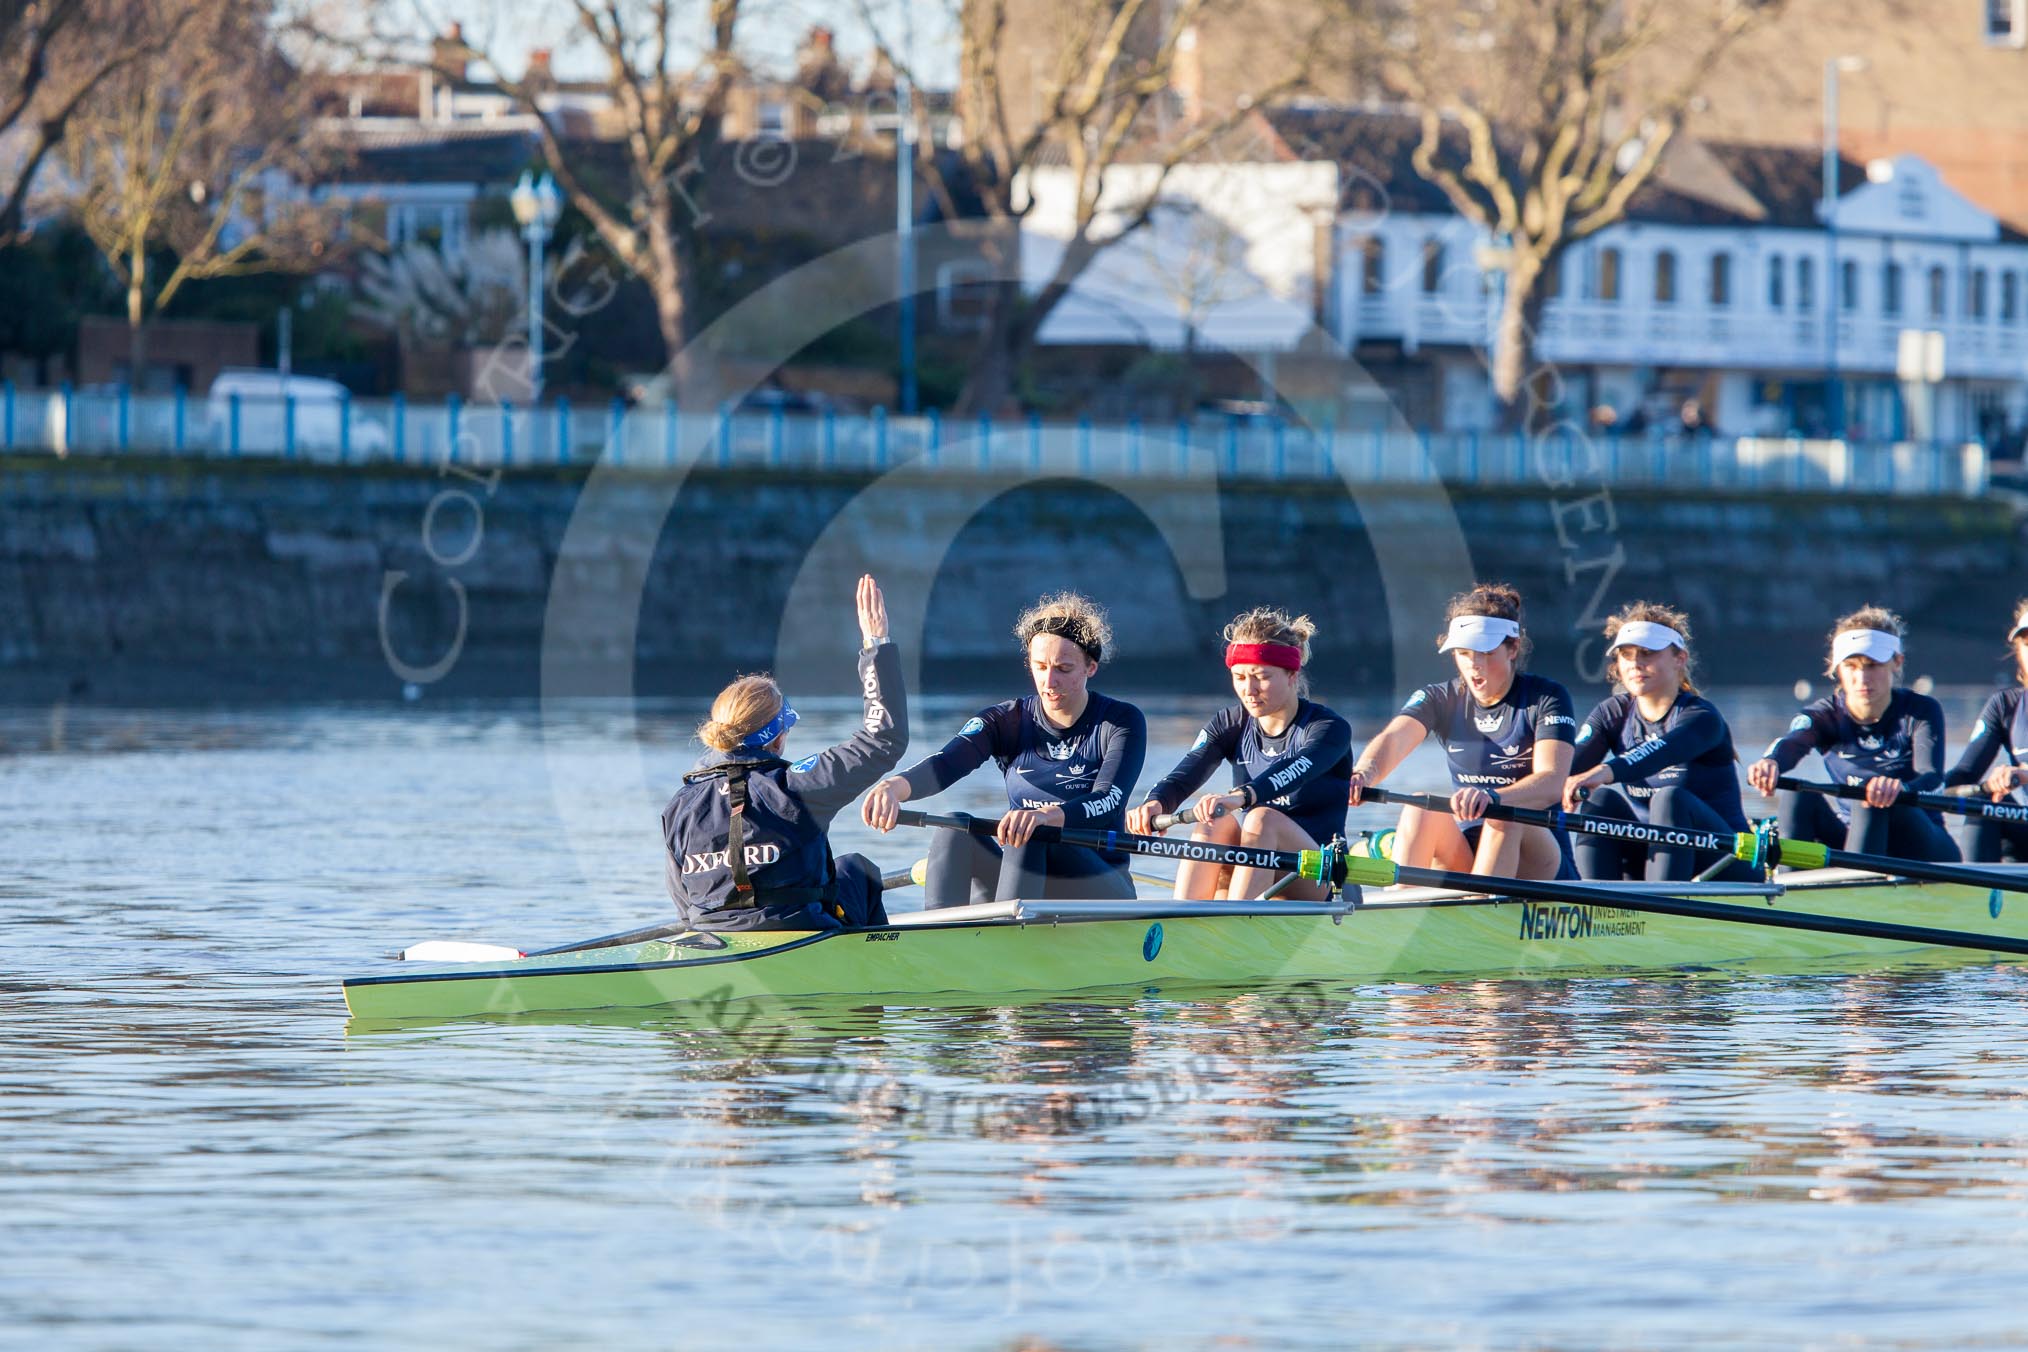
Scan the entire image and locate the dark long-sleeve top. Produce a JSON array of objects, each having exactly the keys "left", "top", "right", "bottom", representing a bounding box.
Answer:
[
  {"left": 898, "top": 691, "right": 1146, "bottom": 835},
  {"left": 1761, "top": 687, "right": 1947, "bottom": 796},
  {"left": 1571, "top": 691, "right": 1747, "bottom": 830},
  {"left": 1141, "top": 700, "right": 1353, "bottom": 844},
  {"left": 1946, "top": 686, "right": 2028, "bottom": 795}
]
